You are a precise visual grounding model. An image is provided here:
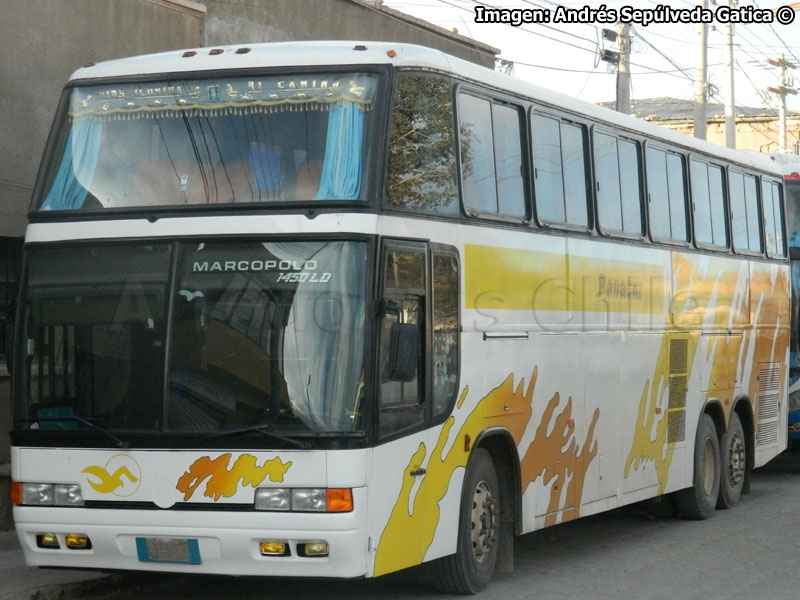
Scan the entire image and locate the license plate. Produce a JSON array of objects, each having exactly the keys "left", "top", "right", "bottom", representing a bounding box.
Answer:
[{"left": 135, "top": 537, "right": 201, "bottom": 565}]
